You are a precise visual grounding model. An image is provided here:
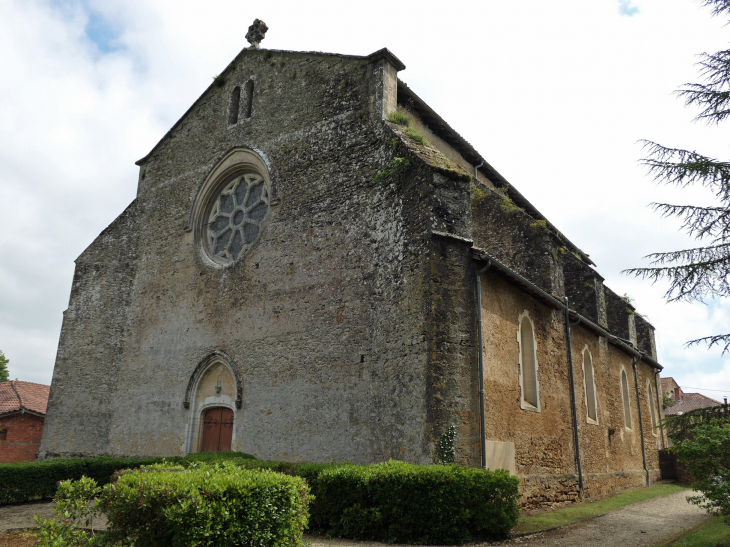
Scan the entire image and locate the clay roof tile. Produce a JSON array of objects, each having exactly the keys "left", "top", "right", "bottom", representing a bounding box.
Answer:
[
  {"left": 0, "top": 381, "right": 50, "bottom": 415},
  {"left": 664, "top": 392, "right": 722, "bottom": 416}
]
